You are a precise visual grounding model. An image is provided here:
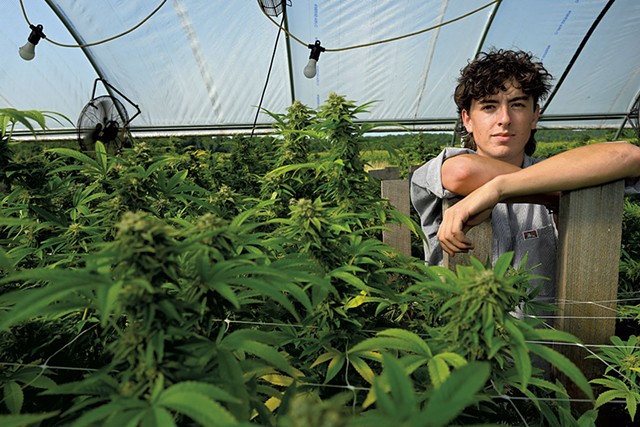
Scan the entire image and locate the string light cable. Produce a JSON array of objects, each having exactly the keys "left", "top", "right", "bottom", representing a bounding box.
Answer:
[
  {"left": 259, "top": 0, "right": 501, "bottom": 53},
  {"left": 19, "top": 0, "right": 168, "bottom": 48}
]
